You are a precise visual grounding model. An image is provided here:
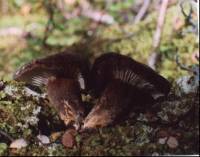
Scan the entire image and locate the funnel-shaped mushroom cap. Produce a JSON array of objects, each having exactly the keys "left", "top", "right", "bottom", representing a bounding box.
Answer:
[
  {"left": 91, "top": 53, "right": 171, "bottom": 100},
  {"left": 13, "top": 52, "right": 90, "bottom": 129},
  {"left": 83, "top": 80, "right": 154, "bottom": 129},
  {"left": 13, "top": 52, "right": 90, "bottom": 91}
]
